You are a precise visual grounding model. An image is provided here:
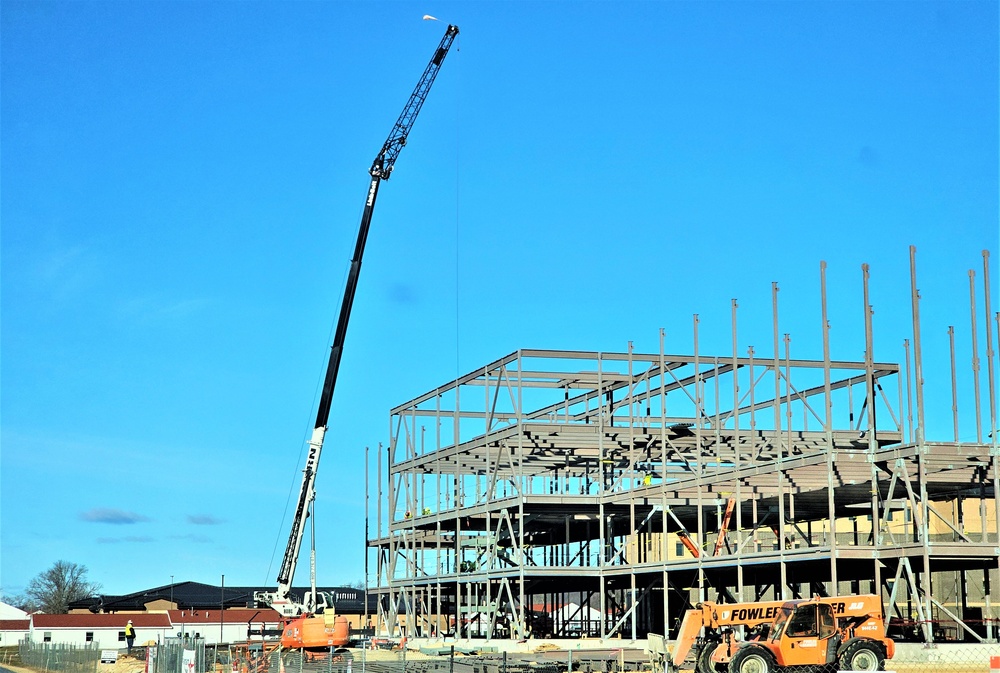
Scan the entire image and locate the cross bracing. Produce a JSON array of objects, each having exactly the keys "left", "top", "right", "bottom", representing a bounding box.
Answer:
[{"left": 368, "top": 253, "right": 1000, "bottom": 645}]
